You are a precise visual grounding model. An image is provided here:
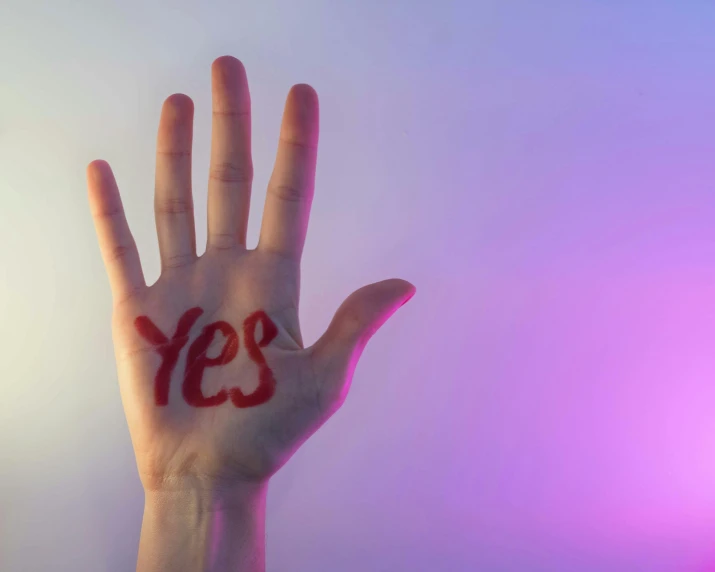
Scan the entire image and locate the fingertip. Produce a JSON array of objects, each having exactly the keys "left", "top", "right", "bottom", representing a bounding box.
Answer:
[
  {"left": 87, "top": 160, "right": 108, "bottom": 185},
  {"left": 283, "top": 84, "right": 319, "bottom": 145},
  {"left": 400, "top": 290, "right": 416, "bottom": 308},
  {"left": 291, "top": 83, "right": 318, "bottom": 105},
  {"left": 392, "top": 279, "right": 416, "bottom": 308},
  {"left": 87, "top": 158, "right": 107, "bottom": 171},
  {"left": 213, "top": 55, "right": 245, "bottom": 73},
  {"left": 163, "top": 93, "right": 194, "bottom": 116}
]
